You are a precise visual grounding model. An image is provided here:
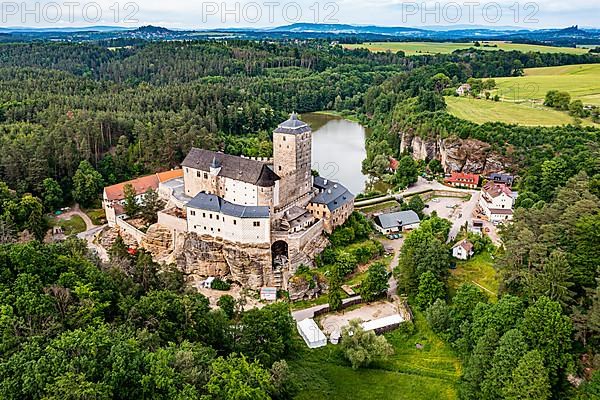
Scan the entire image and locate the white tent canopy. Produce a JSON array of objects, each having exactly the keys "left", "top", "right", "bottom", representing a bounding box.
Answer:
[
  {"left": 297, "top": 318, "right": 327, "bottom": 349},
  {"left": 361, "top": 314, "right": 404, "bottom": 332}
]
